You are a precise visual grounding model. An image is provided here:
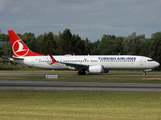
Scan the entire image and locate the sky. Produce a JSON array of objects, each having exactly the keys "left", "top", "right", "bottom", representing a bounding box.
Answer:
[{"left": 0, "top": 0, "right": 161, "bottom": 42}]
